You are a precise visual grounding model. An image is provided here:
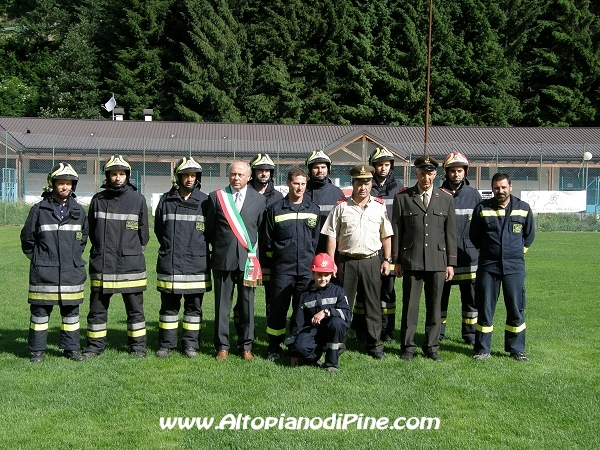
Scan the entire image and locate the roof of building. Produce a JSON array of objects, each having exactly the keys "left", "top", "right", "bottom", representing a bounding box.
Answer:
[{"left": 1, "top": 116, "right": 599, "bottom": 163}]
